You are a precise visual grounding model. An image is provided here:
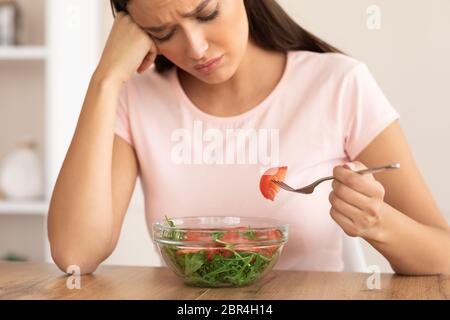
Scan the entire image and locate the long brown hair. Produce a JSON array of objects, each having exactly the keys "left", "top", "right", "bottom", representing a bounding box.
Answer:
[{"left": 110, "top": 0, "right": 343, "bottom": 73}]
